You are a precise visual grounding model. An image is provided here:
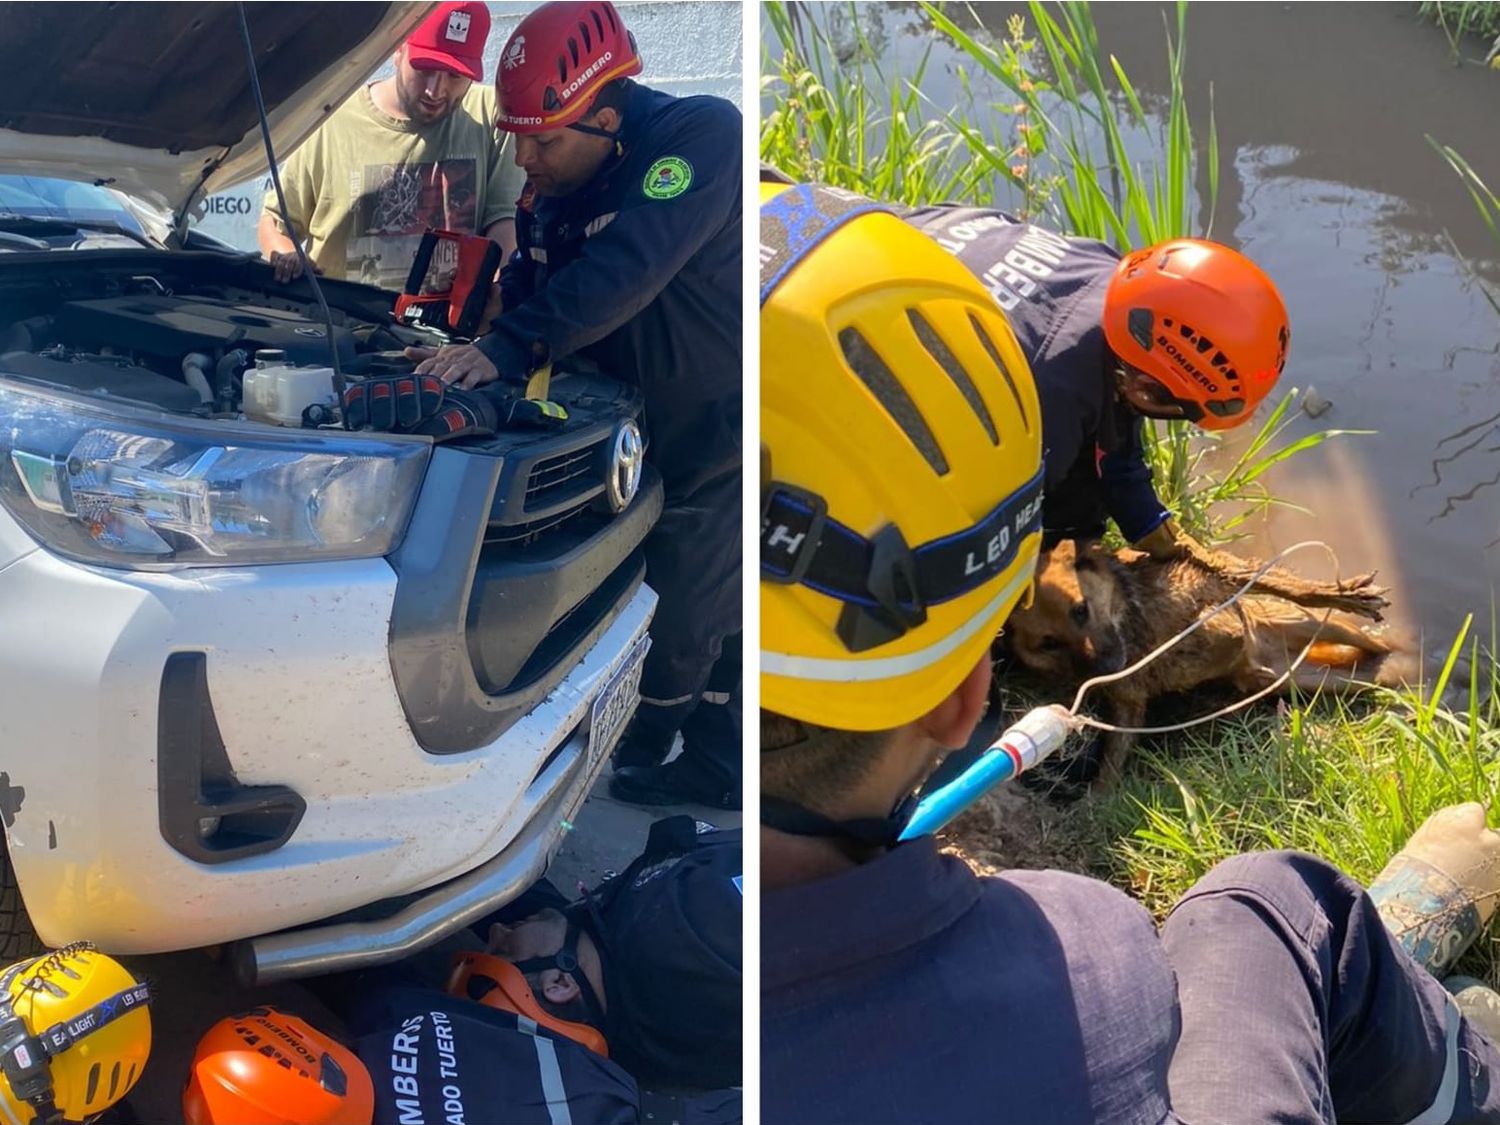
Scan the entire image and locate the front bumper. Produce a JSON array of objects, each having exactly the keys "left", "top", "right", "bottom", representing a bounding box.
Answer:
[{"left": 0, "top": 513, "right": 656, "bottom": 953}]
